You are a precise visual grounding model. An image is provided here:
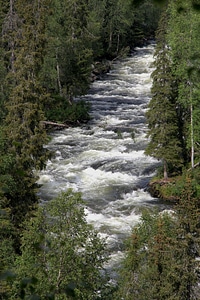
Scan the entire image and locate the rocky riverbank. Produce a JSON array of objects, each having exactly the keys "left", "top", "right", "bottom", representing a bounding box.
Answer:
[{"left": 90, "top": 60, "right": 111, "bottom": 81}]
